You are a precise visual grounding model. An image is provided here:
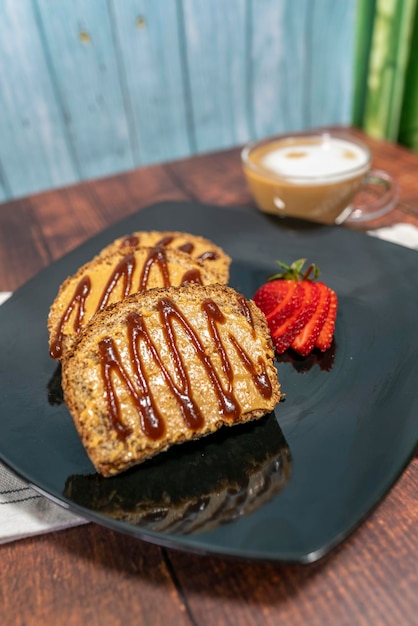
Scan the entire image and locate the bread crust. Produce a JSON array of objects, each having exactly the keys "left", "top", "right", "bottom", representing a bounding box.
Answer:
[
  {"left": 62, "top": 284, "right": 281, "bottom": 477},
  {"left": 97, "top": 230, "right": 231, "bottom": 283}
]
